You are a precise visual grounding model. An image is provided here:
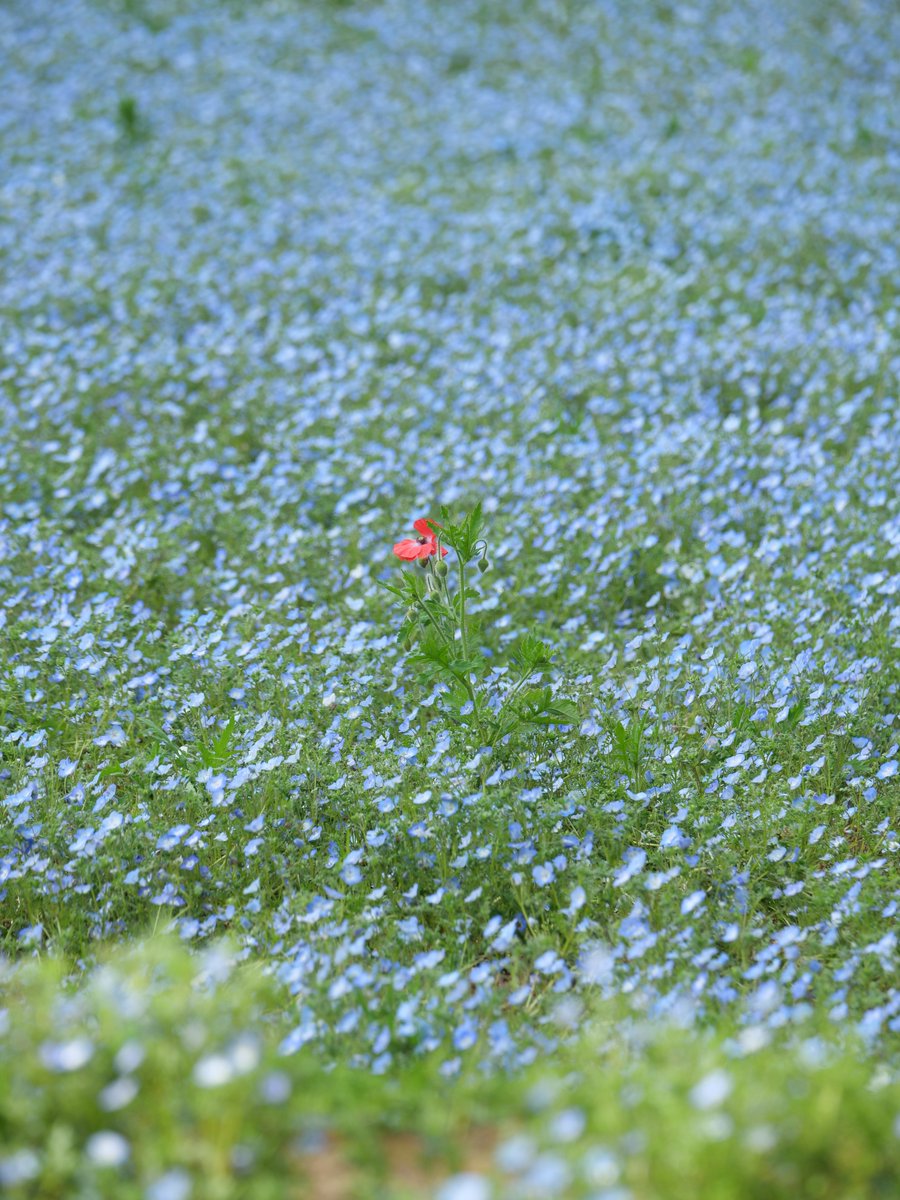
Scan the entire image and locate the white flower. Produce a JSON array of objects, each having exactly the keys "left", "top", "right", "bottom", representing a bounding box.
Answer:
[
  {"left": 689, "top": 1069, "right": 733, "bottom": 1110},
  {"left": 85, "top": 1131, "right": 130, "bottom": 1168},
  {"left": 193, "top": 1054, "right": 233, "bottom": 1088},
  {"left": 435, "top": 1173, "right": 492, "bottom": 1200},
  {"left": 145, "top": 1169, "right": 192, "bottom": 1200},
  {"left": 40, "top": 1038, "right": 94, "bottom": 1072}
]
